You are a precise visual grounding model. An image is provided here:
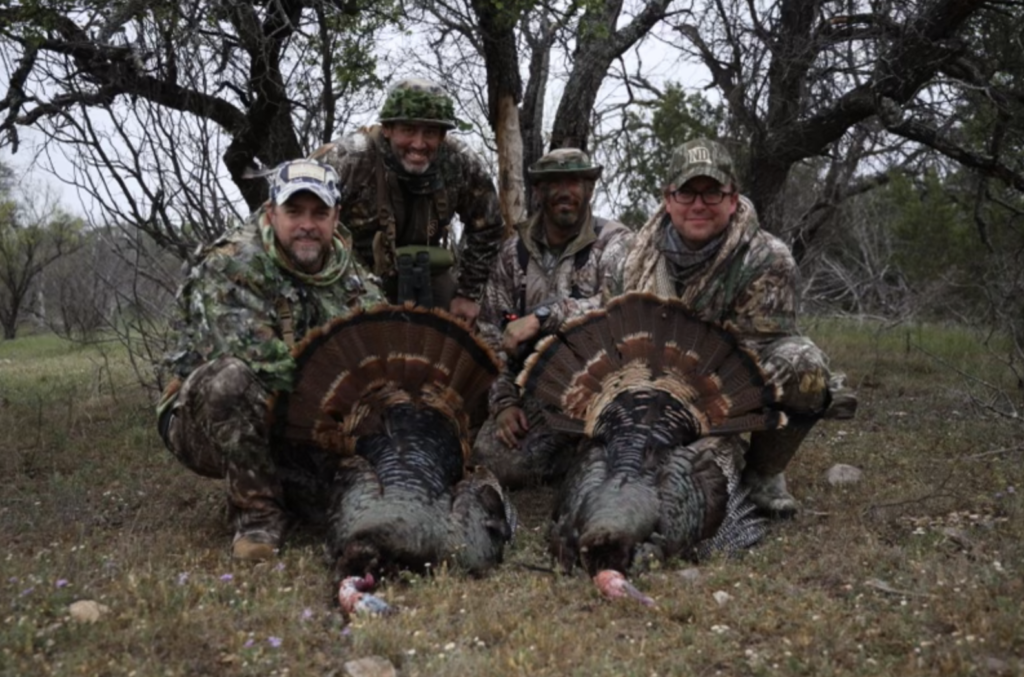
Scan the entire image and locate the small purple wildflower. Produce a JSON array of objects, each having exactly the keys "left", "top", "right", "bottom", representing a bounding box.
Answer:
[
  {"left": 268, "top": 636, "right": 282, "bottom": 648},
  {"left": 177, "top": 572, "right": 190, "bottom": 586},
  {"left": 341, "top": 626, "right": 352, "bottom": 637},
  {"left": 1008, "top": 486, "right": 1016, "bottom": 494},
  {"left": 8, "top": 577, "right": 18, "bottom": 584},
  {"left": 219, "top": 573, "right": 234, "bottom": 582},
  {"left": 274, "top": 562, "right": 285, "bottom": 572},
  {"left": 56, "top": 579, "right": 69, "bottom": 588},
  {"left": 243, "top": 638, "right": 254, "bottom": 649},
  {"left": 301, "top": 608, "right": 313, "bottom": 621},
  {"left": 20, "top": 587, "right": 34, "bottom": 596}
]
